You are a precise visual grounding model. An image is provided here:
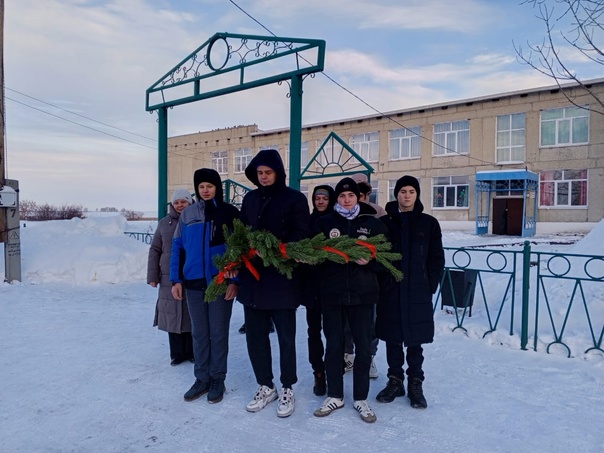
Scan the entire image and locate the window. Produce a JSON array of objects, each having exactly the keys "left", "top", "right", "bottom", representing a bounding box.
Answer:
[
  {"left": 433, "top": 120, "right": 469, "bottom": 155},
  {"left": 234, "top": 148, "right": 252, "bottom": 173},
  {"left": 367, "top": 180, "right": 379, "bottom": 204},
  {"left": 211, "top": 151, "right": 228, "bottom": 174},
  {"left": 351, "top": 132, "right": 379, "bottom": 162},
  {"left": 284, "top": 142, "right": 308, "bottom": 169},
  {"left": 300, "top": 184, "right": 308, "bottom": 198},
  {"left": 300, "top": 141, "right": 309, "bottom": 168},
  {"left": 496, "top": 113, "right": 525, "bottom": 163},
  {"left": 432, "top": 176, "right": 469, "bottom": 208},
  {"left": 388, "top": 180, "right": 398, "bottom": 202},
  {"left": 389, "top": 127, "right": 421, "bottom": 160},
  {"left": 540, "top": 106, "right": 589, "bottom": 146},
  {"left": 494, "top": 179, "right": 525, "bottom": 197},
  {"left": 539, "top": 169, "right": 588, "bottom": 207}
]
